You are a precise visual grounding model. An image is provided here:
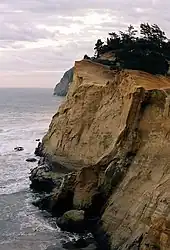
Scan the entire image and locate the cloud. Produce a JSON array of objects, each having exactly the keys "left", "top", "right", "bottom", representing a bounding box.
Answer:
[{"left": 0, "top": 0, "right": 170, "bottom": 87}]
